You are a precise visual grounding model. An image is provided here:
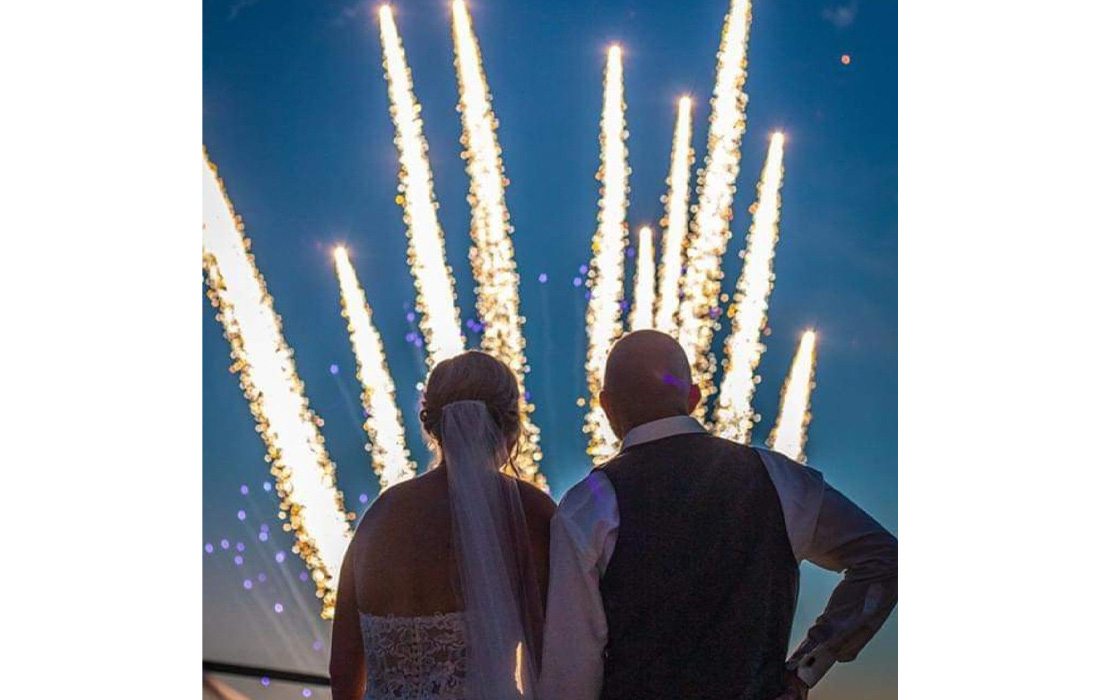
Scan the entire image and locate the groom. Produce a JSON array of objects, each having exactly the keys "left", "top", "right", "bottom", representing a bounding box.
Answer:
[{"left": 539, "top": 330, "right": 898, "bottom": 700}]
